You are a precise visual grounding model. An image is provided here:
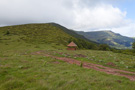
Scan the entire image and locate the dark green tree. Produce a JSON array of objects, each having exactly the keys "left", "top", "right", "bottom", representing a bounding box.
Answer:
[
  {"left": 99, "top": 44, "right": 110, "bottom": 51},
  {"left": 132, "top": 41, "right": 135, "bottom": 49}
]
